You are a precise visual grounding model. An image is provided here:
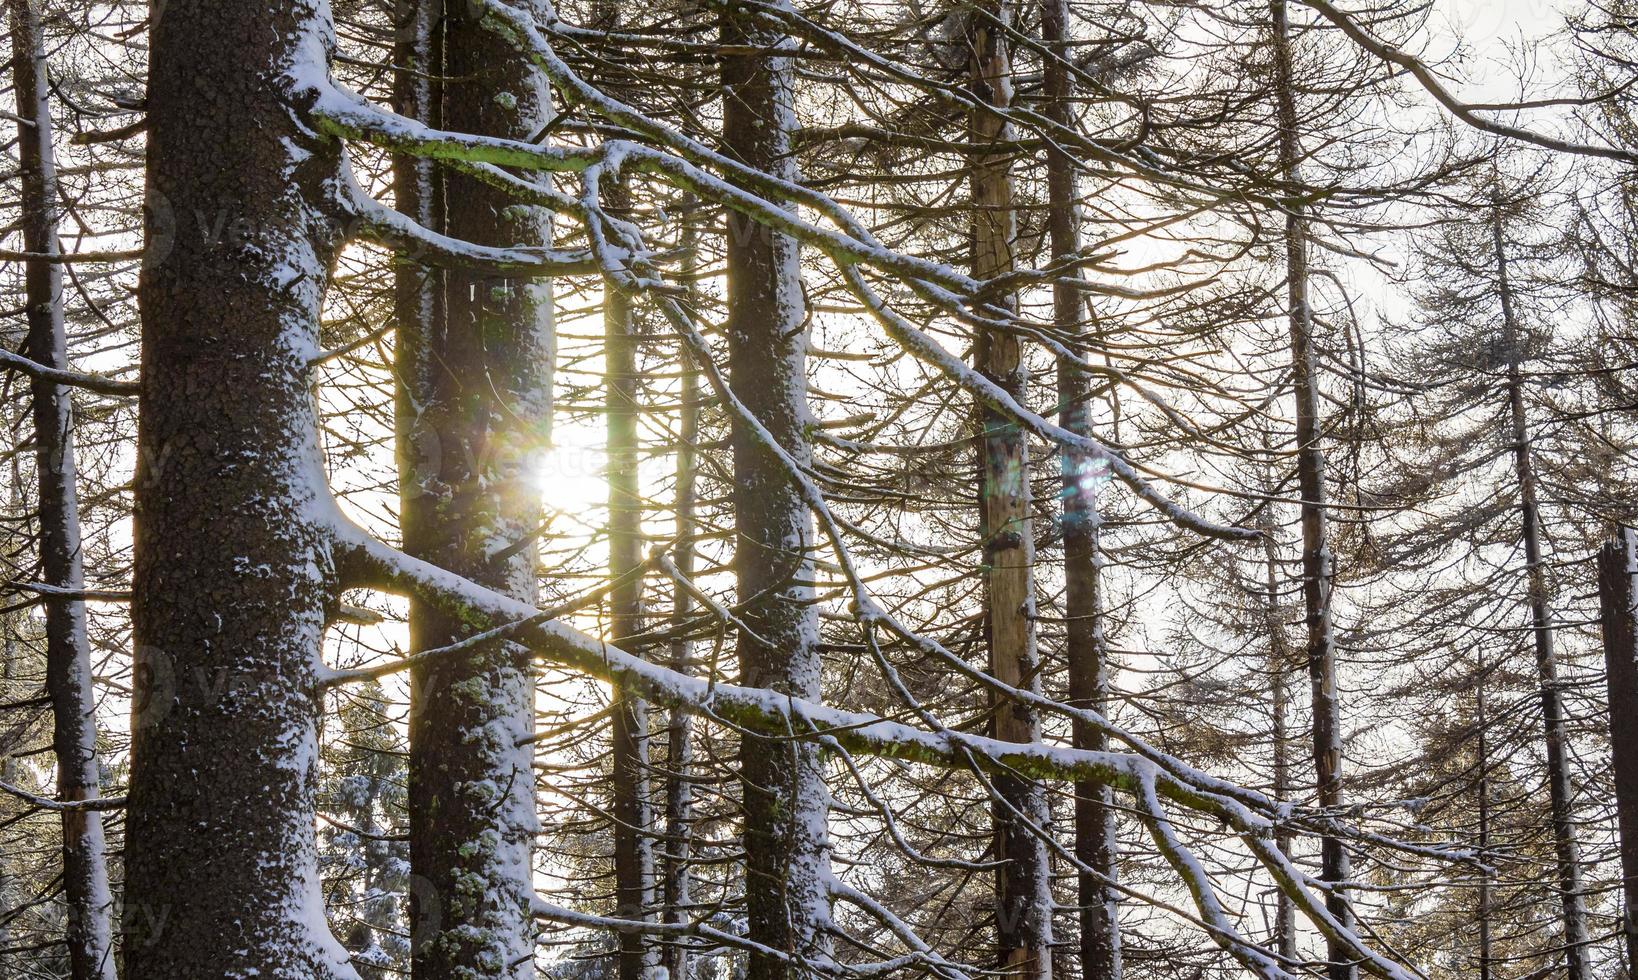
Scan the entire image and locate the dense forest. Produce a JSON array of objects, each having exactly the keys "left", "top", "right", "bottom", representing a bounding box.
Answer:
[{"left": 2, "top": 0, "right": 1638, "bottom": 977}]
